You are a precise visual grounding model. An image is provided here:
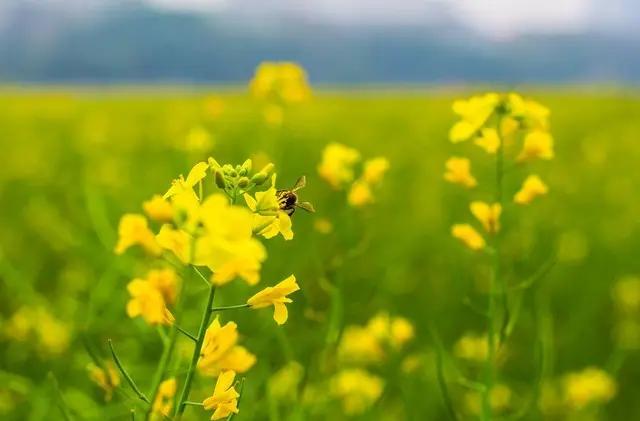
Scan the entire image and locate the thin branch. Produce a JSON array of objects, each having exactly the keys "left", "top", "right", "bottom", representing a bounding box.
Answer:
[
  {"left": 210, "top": 303, "right": 250, "bottom": 312},
  {"left": 175, "top": 324, "right": 197, "bottom": 342},
  {"left": 108, "top": 339, "right": 151, "bottom": 404},
  {"left": 192, "top": 266, "right": 212, "bottom": 287}
]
